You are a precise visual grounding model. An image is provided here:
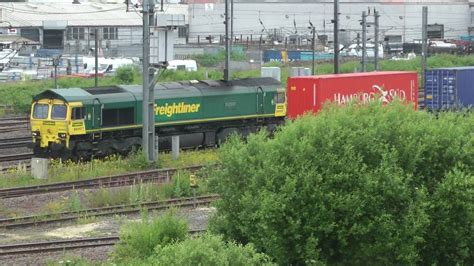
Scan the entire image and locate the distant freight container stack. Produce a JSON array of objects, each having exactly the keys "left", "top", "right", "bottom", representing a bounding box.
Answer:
[
  {"left": 287, "top": 72, "right": 418, "bottom": 118},
  {"left": 424, "top": 67, "right": 474, "bottom": 111}
]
